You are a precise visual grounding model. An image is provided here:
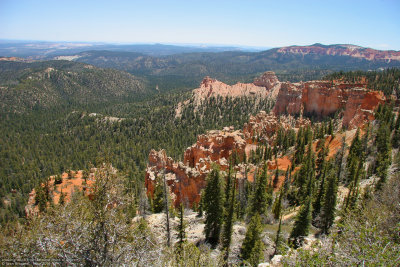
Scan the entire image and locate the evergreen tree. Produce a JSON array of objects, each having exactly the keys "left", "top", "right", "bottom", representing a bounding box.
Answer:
[
  {"left": 312, "top": 164, "right": 326, "bottom": 223},
  {"left": 375, "top": 122, "right": 392, "bottom": 190},
  {"left": 221, "top": 173, "right": 236, "bottom": 264},
  {"left": 272, "top": 190, "right": 283, "bottom": 220},
  {"left": 289, "top": 197, "right": 312, "bottom": 248},
  {"left": 321, "top": 167, "right": 339, "bottom": 234},
  {"left": 203, "top": 167, "right": 225, "bottom": 247},
  {"left": 392, "top": 128, "right": 400, "bottom": 149},
  {"left": 274, "top": 213, "right": 284, "bottom": 256},
  {"left": 316, "top": 140, "right": 328, "bottom": 177},
  {"left": 197, "top": 189, "right": 204, "bottom": 217},
  {"left": 152, "top": 178, "right": 164, "bottom": 213},
  {"left": 224, "top": 166, "right": 233, "bottom": 213},
  {"left": 249, "top": 162, "right": 271, "bottom": 216},
  {"left": 335, "top": 136, "right": 347, "bottom": 182},
  {"left": 327, "top": 119, "right": 334, "bottom": 136},
  {"left": 344, "top": 161, "right": 365, "bottom": 214},
  {"left": 240, "top": 213, "right": 264, "bottom": 266},
  {"left": 273, "top": 165, "right": 280, "bottom": 189},
  {"left": 283, "top": 166, "right": 291, "bottom": 194},
  {"left": 296, "top": 143, "right": 315, "bottom": 204},
  {"left": 344, "top": 159, "right": 364, "bottom": 212},
  {"left": 175, "top": 203, "right": 186, "bottom": 254},
  {"left": 59, "top": 190, "right": 65, "bottom": 206}
]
